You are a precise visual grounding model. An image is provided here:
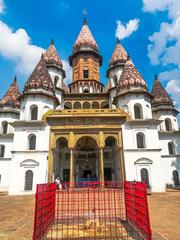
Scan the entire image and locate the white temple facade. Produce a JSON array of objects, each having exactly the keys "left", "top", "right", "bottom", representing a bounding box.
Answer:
[{"left": 0, "top": 18, "right": 179, "bottom": 195}]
